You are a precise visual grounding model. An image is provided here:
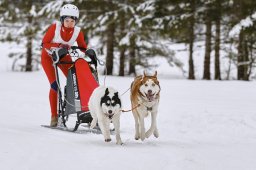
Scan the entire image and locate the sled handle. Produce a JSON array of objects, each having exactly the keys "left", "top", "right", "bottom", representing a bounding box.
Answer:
[{"left": 70, "top": 46, "right": 87, "bottom": 51}]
